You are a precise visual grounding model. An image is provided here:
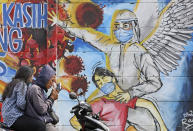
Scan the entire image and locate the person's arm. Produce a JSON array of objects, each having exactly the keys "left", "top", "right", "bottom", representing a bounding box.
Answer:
[
  {"left": 86, "top": 88, "right": 100, "bottom": 102},
  {"left": 128, "top": 53, "right": 162, "bottom": 98},
  {"left": 16, "top": 82, "right": 27, "bottom": 110},
  {"left": 49, "top": 14, "right": 115, "bottom": 53},
  {"left": 136, "top": 98, "right": 167, "bottom": 131},
  {"left": 115, "top": 53, "right": 162, "bottom": 103},
  {"left": 30, "top": 86, "right": 54, "bottom": 115}
]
